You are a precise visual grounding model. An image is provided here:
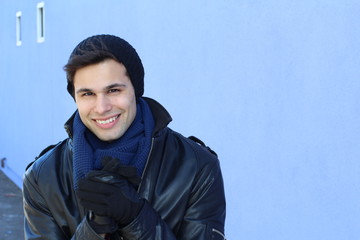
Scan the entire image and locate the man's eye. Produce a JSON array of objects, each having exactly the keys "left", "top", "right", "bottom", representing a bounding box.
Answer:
[
  {"left": 108, "top": 89, "right": 120, "bottom": 93},
  {"left": 83, "top": 92, "right": 93, "bottom": 96}
]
